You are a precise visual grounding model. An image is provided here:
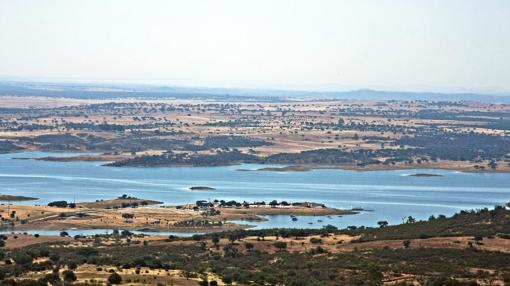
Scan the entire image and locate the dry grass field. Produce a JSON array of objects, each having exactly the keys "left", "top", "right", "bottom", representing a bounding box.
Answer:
[{"left": 1, "top": 96, "right": 509, "bottom": 173}]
